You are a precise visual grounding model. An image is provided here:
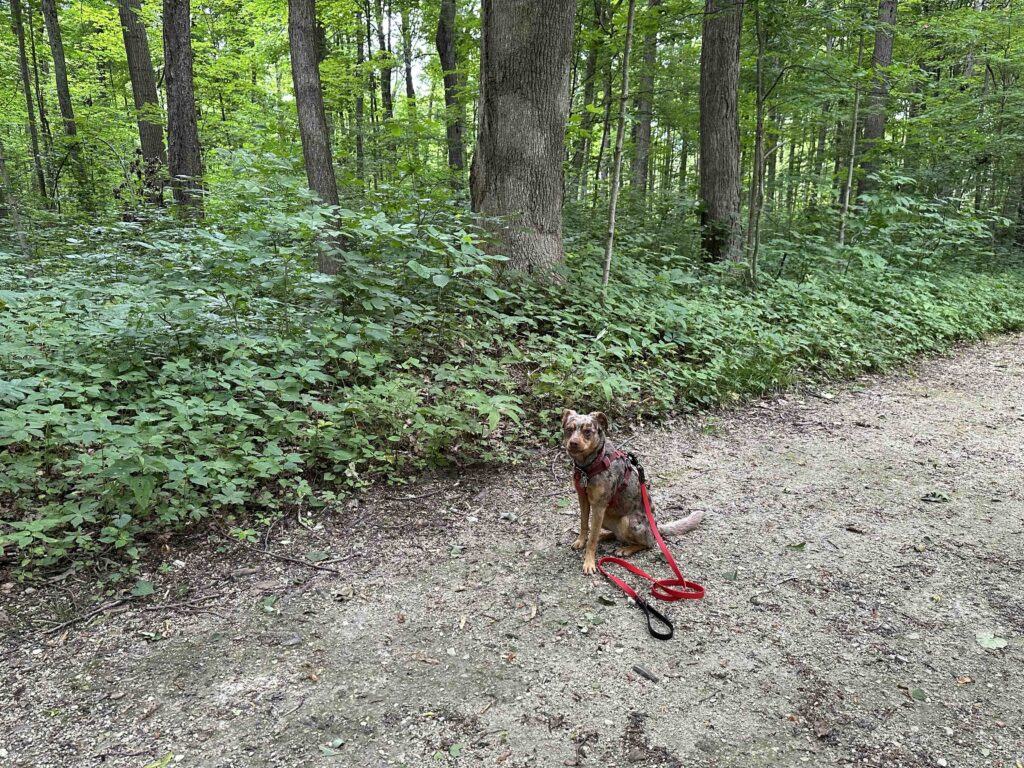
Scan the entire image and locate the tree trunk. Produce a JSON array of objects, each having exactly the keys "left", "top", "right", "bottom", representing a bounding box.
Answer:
[
  {"left": 288, "top": 0, "right": 340, "bottom": 273},
  {"left": 857, "top": 0, "right": 896, "bottom": 197},
  {"left": 743, "top": 0, "right": 765, "bottom": 286},
  {"left": 601, "top": 0, "right": 637, "bottom": 289},
  {"left": 41, "top": 0, "right": 91, "bottom": 209},
  {"left": 471, "top": 0, "right": 578, "bottom": 275},
  {"left": 435, "top": 0, "right": 466, "bottom": 174},
  {"left": 591, "top": 58, "right": 613, "bottom": 209},
  {"left": 355, "top": 13, "right": 366, "bottom": 181},
  {"left": 27, "top": 3, "right": 54, "bottom": 177},
  {"left": 630, "top": 0, "right": 659, "bottom": 197},
  {"left": 164, "top": 0, "right": 204, "bottom": 213},
  {"left": 402, "top": 4, "right": 415, "bottom": 102},
  {"left": 117, "top": 0, "right": 166, "bottom": 202},
  {"left": 839, "top": 32, "right": 865, "bottom": 246},
  {"left": 374, "top": 0, "right": 394, "bottom": 121},
  {"left": 569, "top": 7, "right": 601, "bottom": 201},
  {"left": 698, "top": 0, "right": 743, "bottom": 262},
  {"left": 0, "top": 135, "right": 30, "bottom": 254},
  {"left": 11, "top": 0, "right": 47, "bottom": 200}
]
